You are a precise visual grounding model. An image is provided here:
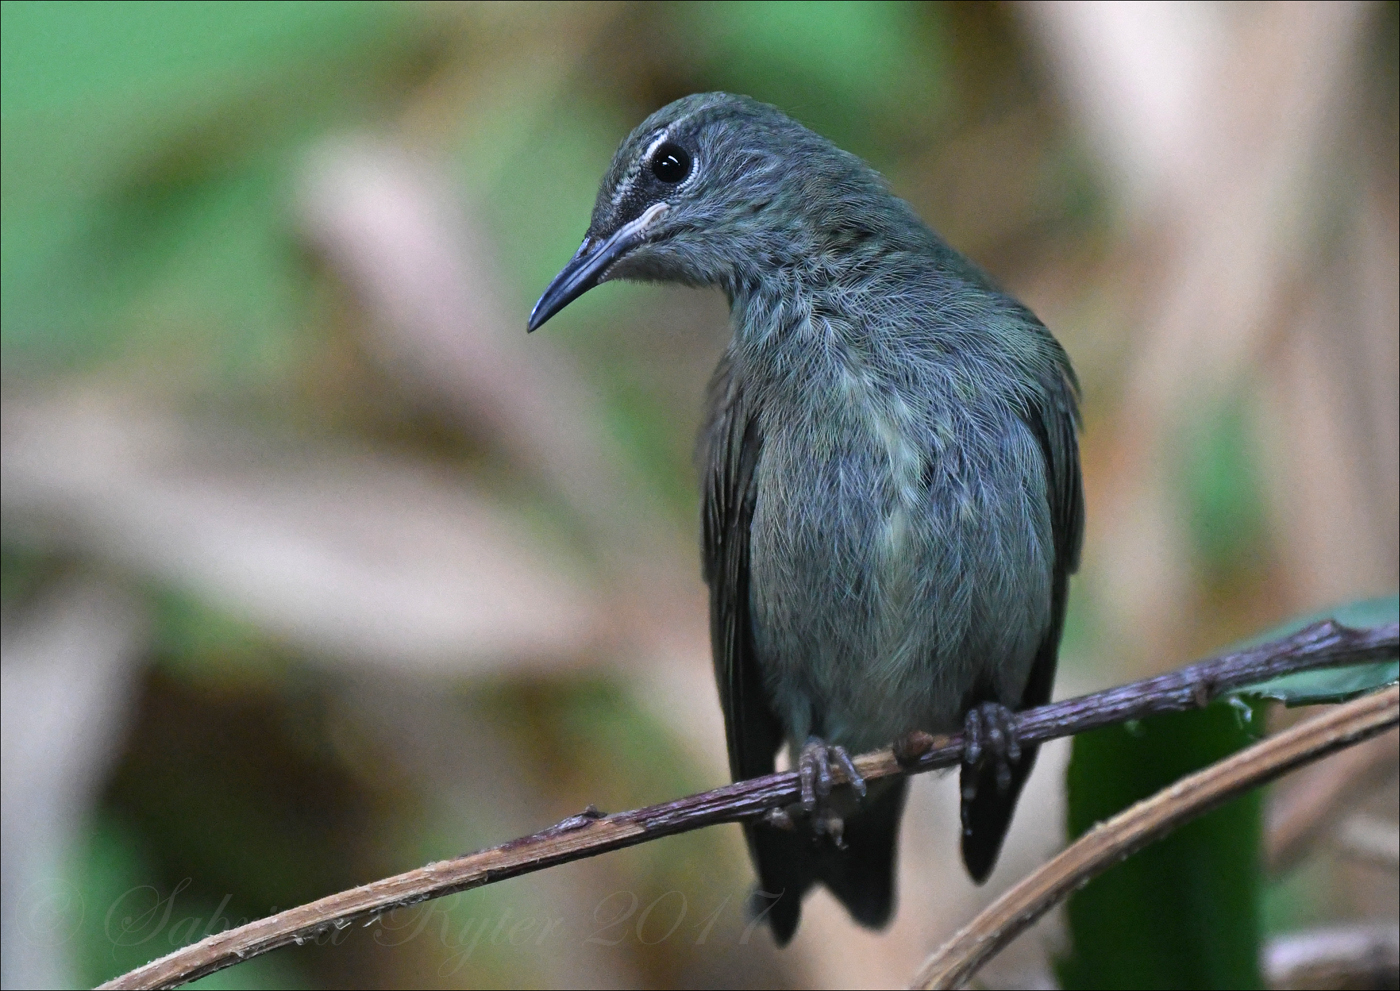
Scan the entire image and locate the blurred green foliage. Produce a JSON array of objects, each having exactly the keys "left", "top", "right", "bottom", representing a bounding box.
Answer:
[
  {"left": 1, "top": 1, "right": 429, "bottom": 378},
  {"left": 74, "top": 815, "right": 313, "bottom": 989},
  {"left": 1057, "top": 703, "right": 1265, "bottom": 990},
  {"left": 677, "top": 1, "right": 948, "bottom": 162},
  {"left": 1180, "top": 395, "right": 1270, "bottom": 584}
]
